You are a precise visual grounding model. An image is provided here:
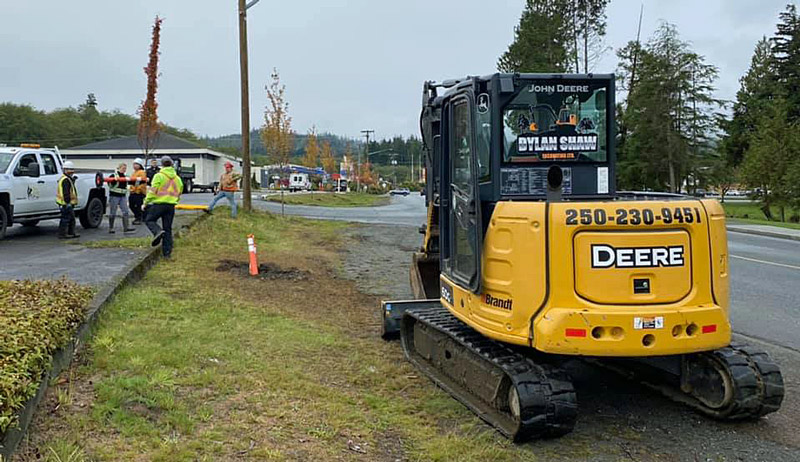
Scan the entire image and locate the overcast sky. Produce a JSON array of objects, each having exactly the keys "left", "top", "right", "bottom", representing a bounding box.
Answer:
[{"left": 0, "top": 1, "right": 793, "bottom": 142}]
